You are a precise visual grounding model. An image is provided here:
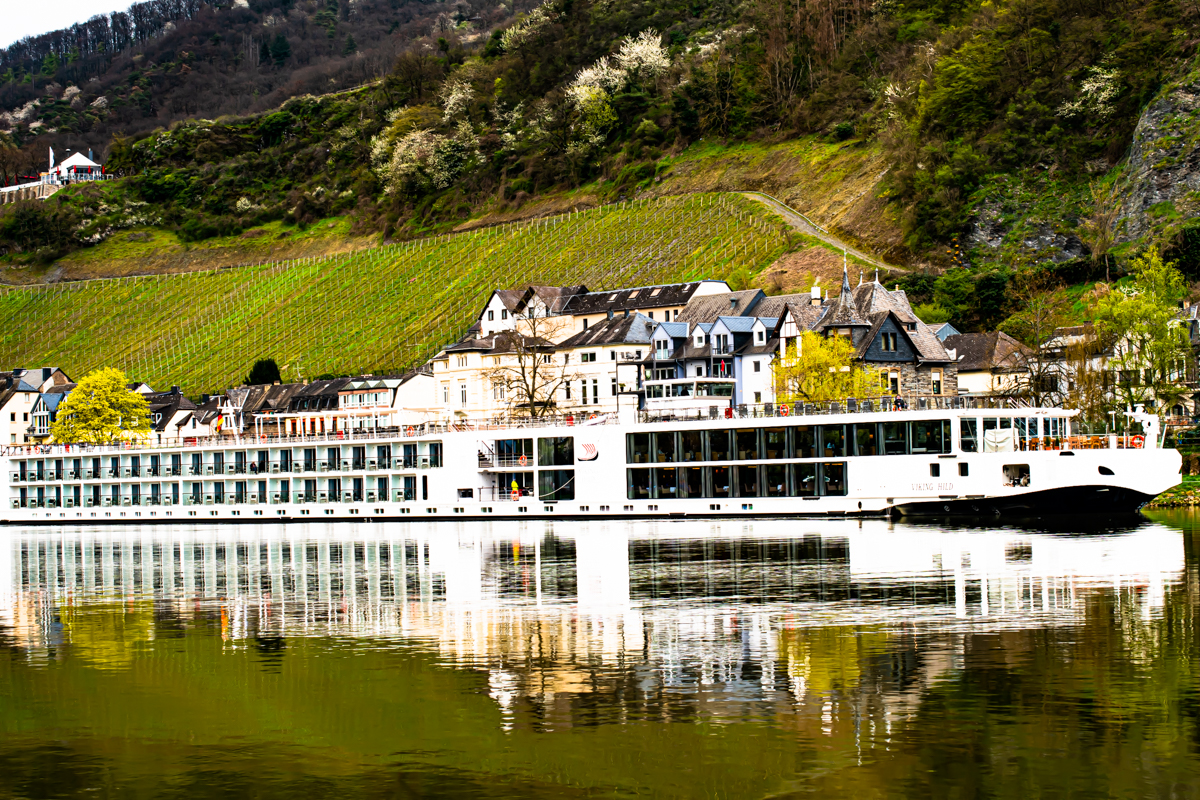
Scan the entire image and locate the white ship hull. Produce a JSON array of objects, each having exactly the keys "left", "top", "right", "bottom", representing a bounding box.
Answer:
[{"left": 1, "top": 406, "right": 1180, "bottom": 525}]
